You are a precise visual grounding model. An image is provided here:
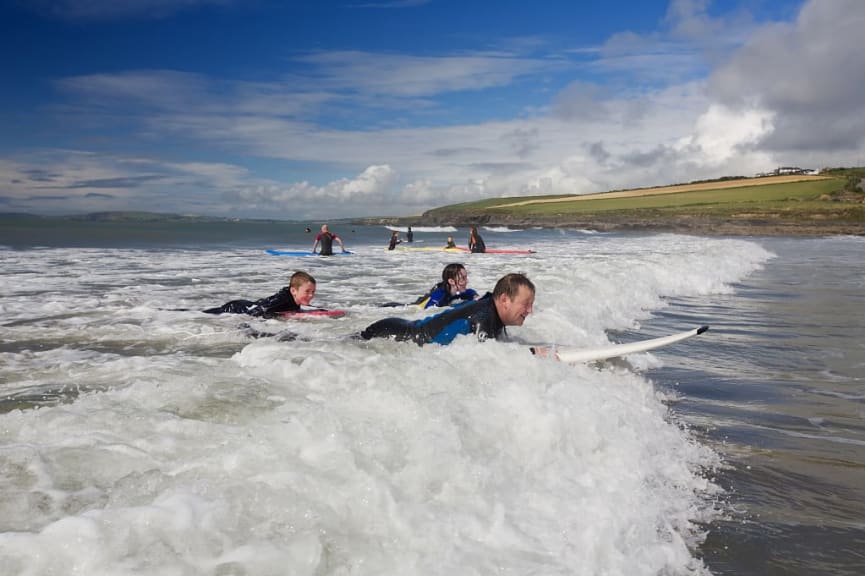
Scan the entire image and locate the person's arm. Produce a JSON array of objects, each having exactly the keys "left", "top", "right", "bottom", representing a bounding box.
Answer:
[
  {"left": 456, "top": 288, "right": 479, "bottom": 301},
  {"left": 336, "top": 235, "right": 346, "bottom": 252},
  {"left": 311, "top": 235, "right": 320, "bottom": 253}
]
